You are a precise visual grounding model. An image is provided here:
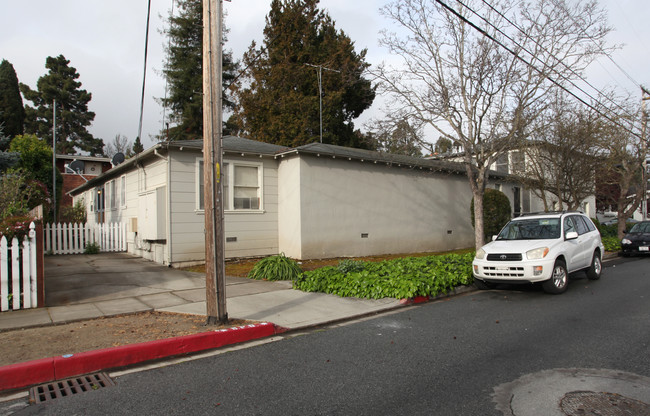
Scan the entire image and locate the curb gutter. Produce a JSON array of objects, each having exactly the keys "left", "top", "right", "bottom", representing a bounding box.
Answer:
[{"left": 0, "top": 322, "right": 284, "bottom": 392}]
